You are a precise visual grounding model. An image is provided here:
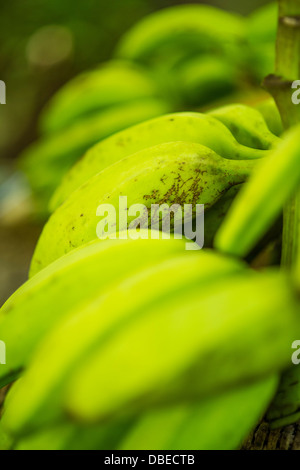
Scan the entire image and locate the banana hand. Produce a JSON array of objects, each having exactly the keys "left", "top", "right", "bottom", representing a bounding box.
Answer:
[
  {"left": 1, "top": 249, "right": 245, "bottom": 435},
  {"left": 31, "top": 141, "right": 258, "bottom": 275},
  {"left": 51, "top": 112, "right": 266, "bottom": 211},
  {"left": 1, "top": 267, "right": 297, "bottom": 435}
]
